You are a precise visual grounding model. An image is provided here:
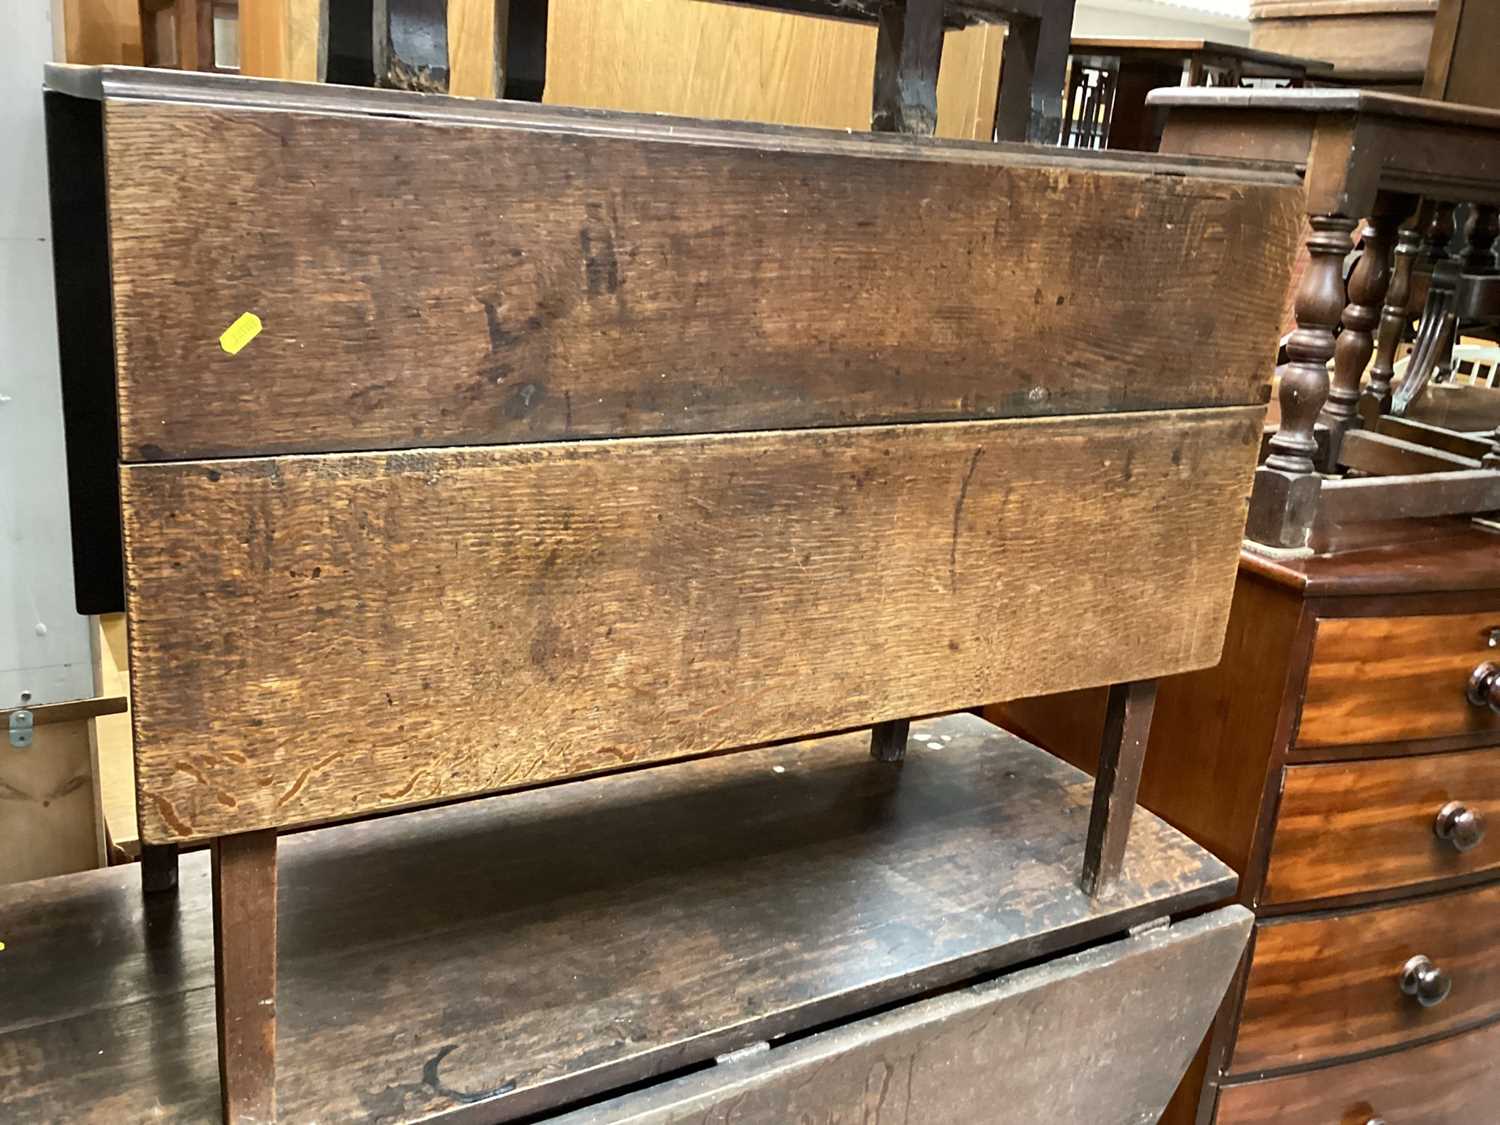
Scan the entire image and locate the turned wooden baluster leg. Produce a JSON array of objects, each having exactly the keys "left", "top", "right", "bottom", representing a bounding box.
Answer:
[
  {"left": 1081, "top": 680, "right": 1158, "bottom": 897},
  {"left": 214, "top": 829, "right": 278, "bottom": 1124},
  {"left": 1461, "top": 203, "right": 1499, "bottom": 274},
  {"left": 1363, "top": 216, "right": 1423, "bottom": 422},
  {"left": 871, "top": 0, "right": 944, "bottom": 136},
  {"left": 1245, "top": 215, "right": 1356, "bottom": 550},
  {"left": 1321, "top": 198, "right": 1404, "bottom": 467},
  {"left": 141, "top": 841, "right": 180, "bottom": 893},
  {"left": 870, "top": 719, "right": 911, "bottom": 763}
]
